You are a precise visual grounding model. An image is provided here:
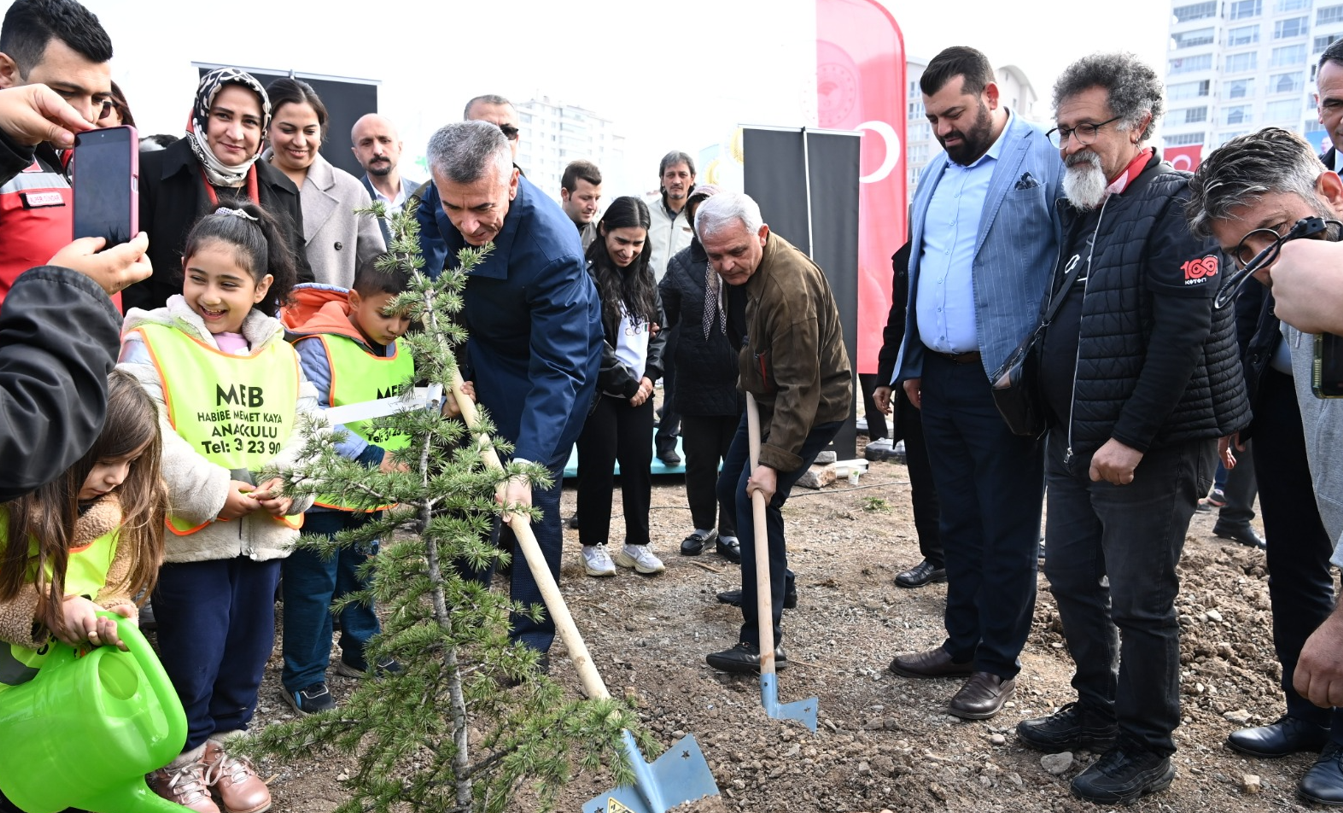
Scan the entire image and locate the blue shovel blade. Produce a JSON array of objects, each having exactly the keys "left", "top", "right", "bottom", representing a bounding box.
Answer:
[
  {"left": 761, "top": 673, "right": 818, "bottom": 733},
  {"left": 582, "top": 731, "right": 720, "bottom": 813}
]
